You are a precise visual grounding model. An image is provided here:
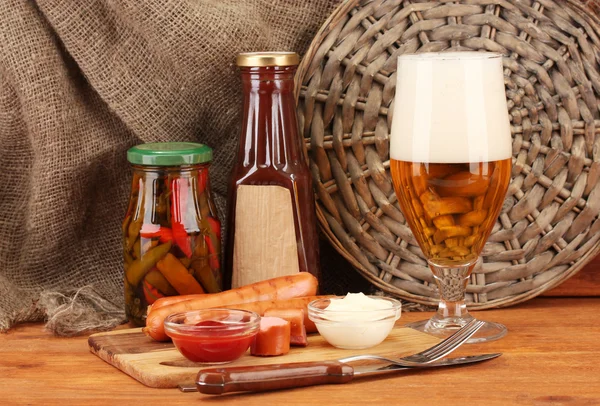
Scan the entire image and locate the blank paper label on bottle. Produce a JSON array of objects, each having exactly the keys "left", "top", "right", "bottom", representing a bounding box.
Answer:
[{"left": 232, "top": 185, "right": 299, "bottom": 288}]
